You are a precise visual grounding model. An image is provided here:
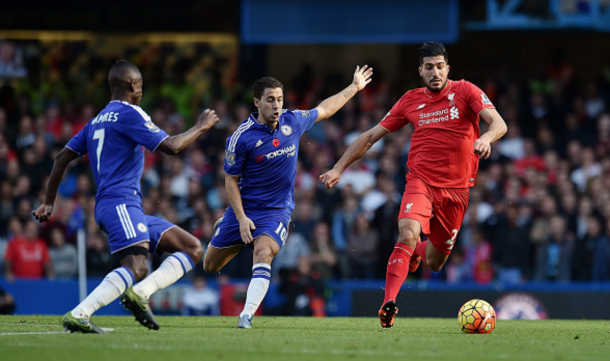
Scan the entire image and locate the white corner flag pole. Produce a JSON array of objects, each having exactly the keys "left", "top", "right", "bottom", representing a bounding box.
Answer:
[{"left": 77, "top": 228, "right": 87, "bottom": 302}]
